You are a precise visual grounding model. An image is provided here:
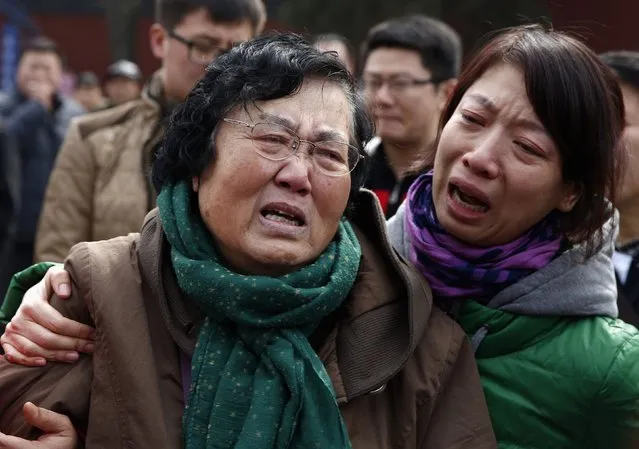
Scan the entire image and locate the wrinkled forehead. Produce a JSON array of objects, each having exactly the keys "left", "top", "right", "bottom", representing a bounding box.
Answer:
[
  {"left": 234, "top": 79, "right": 355, "bottom": 141},
  {"left": 460, "top": 64, "right": 534, "bottom": 115}
]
